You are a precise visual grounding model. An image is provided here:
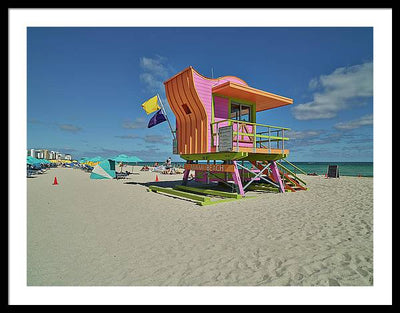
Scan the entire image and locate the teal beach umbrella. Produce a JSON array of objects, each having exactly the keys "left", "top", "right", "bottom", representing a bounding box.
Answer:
[
  {"left": 27, "top": 156, "right": 44, "bottom": 165},
  {"left": 90, "top": 160, "right": 116, "bottom": 179},
  {"left": 110, "top": 154, "right": 143, "bottom": 164}
]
